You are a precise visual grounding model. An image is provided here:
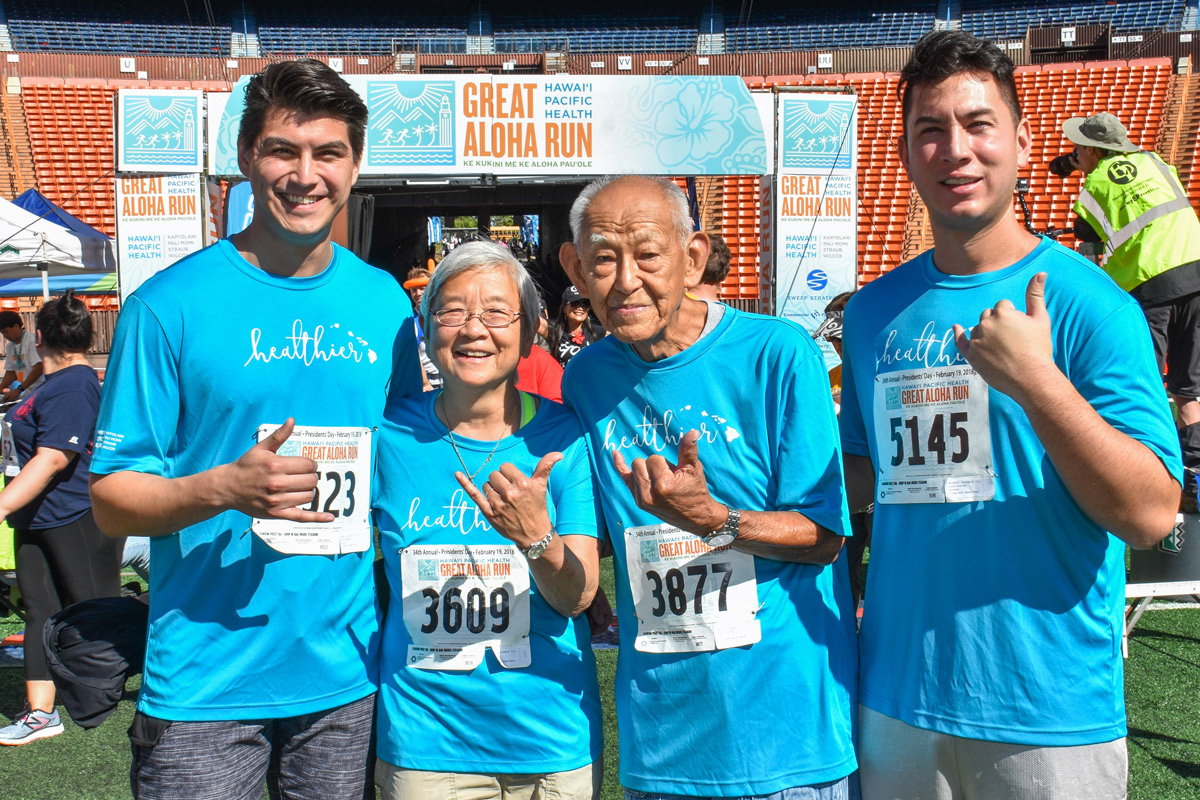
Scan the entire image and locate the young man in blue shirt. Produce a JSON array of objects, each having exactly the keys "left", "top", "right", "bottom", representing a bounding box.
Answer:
[
  {"left": 840, "top": 30, "right": 1182, "bottom": 799},
  {"left": 90, "top": 59, "right": 415, "bottom": 799}
]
